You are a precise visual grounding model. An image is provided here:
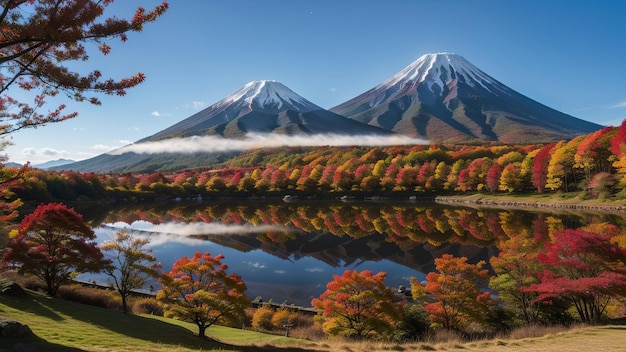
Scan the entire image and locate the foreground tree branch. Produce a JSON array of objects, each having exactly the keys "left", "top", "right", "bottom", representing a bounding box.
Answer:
[{"left": 0, "top": 0, "right": 168, "bottom": 136}]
